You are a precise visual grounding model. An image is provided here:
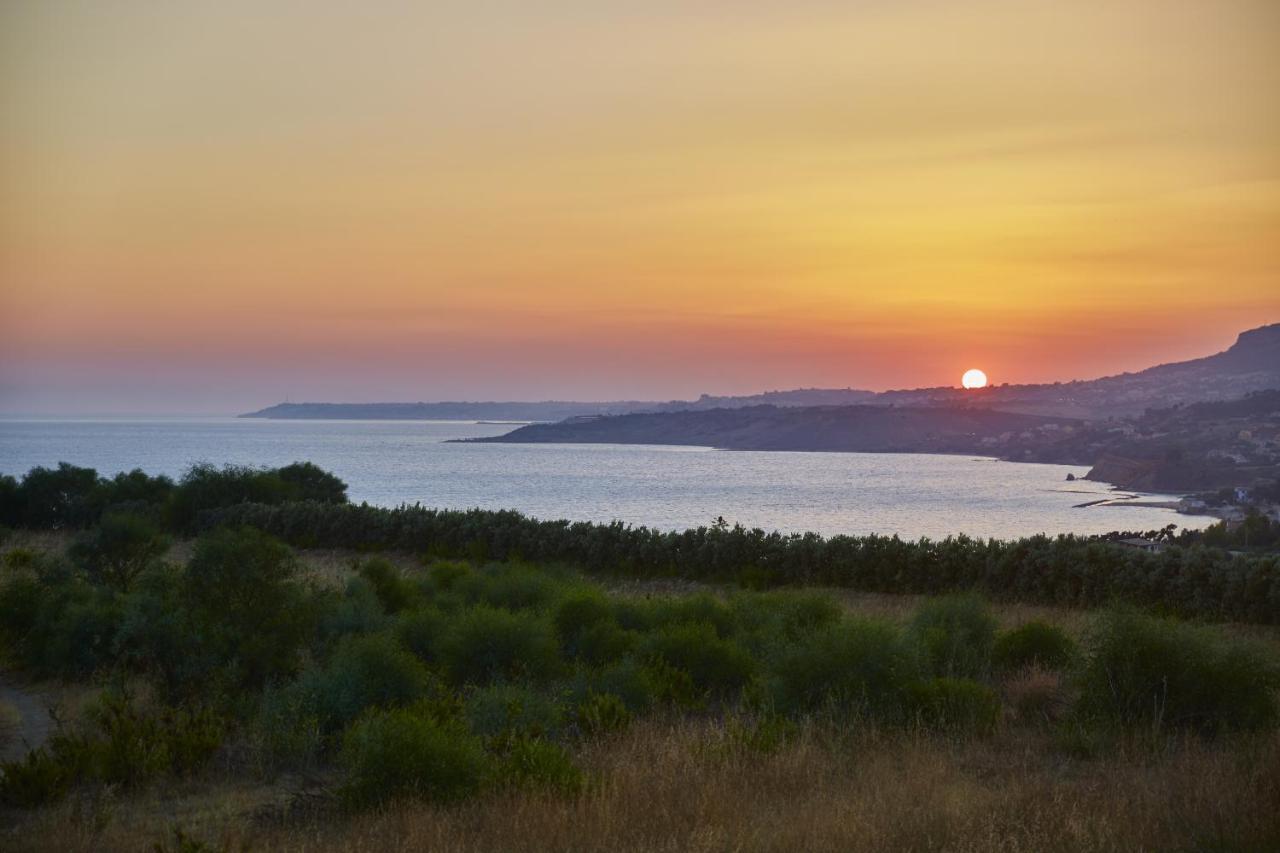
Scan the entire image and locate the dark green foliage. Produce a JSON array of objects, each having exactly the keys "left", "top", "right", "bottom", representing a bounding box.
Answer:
[
  {"left": 568, "top": 659, "right": 657, "bottom": 714},
  {"left": 770, "top": 620, "right": 920, "bottom": 718},
  {"left": 575, "top": 691, "right": 632, "bottom": 735},
  {"left": 441, "top": 605, "right": 562, "bottom": 685},
  {"left": 465, "top": 682, "right": 565, "bottom": 740},
  {"left": 69, "top": 512, "right": 170, "bottom": 591},
  {"left": 340, "top": 710, "right": 489, "bottom": 807},
  {"left": 319, "top": 577, "right": 391, "bottom": 642},
  {"left": 276, "top": 462, "right": 348, "bottom": 504},
  {"left": 574, "top": 621, "right": 639, "bottom": 666},
  {"left": 0, "top": 474, "right": 22, "bottom": 527},
  {"left": 0, "top": 556, "right": 123, "bottom": 678},
  {"left": 357, "top": 558, "right": 417, "bottom": 614},
  {"left": 992, "top": 621, "right": 1078, "bottom": 672},
  {"left": 906, "top": 678, "right": 1001, "bottom": 735},
  {"left": 908, "top": 594, "right": 998, "bottom": 679},
  {"left": 165, "top": 462, "right": 349, "bottom": 531},
  {"left": 456, "top": 563, "right": 562, "bottom": 613},
  {"left": 394, "top": 606, "right": 448, "bottom": 663},
  {"left": 1077, "top": 608, "right": 1280, "bottom": 735},
  {"left": 495, "top": 736, "right": 583, "bottom": 793},
  {"left": 554, "top": 592, "right": 614, "bottom": 647},
  {"left": 641, "top": 622, "right": 755, "bottom": 696},
  {"left": 293, "top": 633, "right": 434, "bottom": 731},
  {"left": 183, "top": 527, "right": 315, "bottom": 689},
  {"left": 199, "top": 500, "right": 1280, "bottom": 624},
  {"left": 15, "top": 463, "right": 101, "bottom": 528}
]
